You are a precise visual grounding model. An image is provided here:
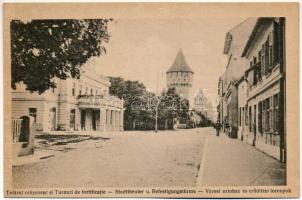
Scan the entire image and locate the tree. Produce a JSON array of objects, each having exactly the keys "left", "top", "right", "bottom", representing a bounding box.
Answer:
[
  {"left": 11, "top": 19, "right": 112, "bottom": 93},
  {"left": 109, "top": 78, "right": 191, "bottom": 131},
  {"left": 108, "top": 77, "right": 149, "bottom": 130},
  {"left": 158, "top": 87, "right": 189, "bottom": 127}
]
